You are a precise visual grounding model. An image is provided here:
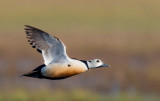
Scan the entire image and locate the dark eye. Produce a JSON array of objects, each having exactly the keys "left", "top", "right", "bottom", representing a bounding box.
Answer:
[
  {"left": 96, "top": 60, "right": 100, "bottom": 62},
  {"left": 89, "top": 61, "right": 91, "bottom": 62}
]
